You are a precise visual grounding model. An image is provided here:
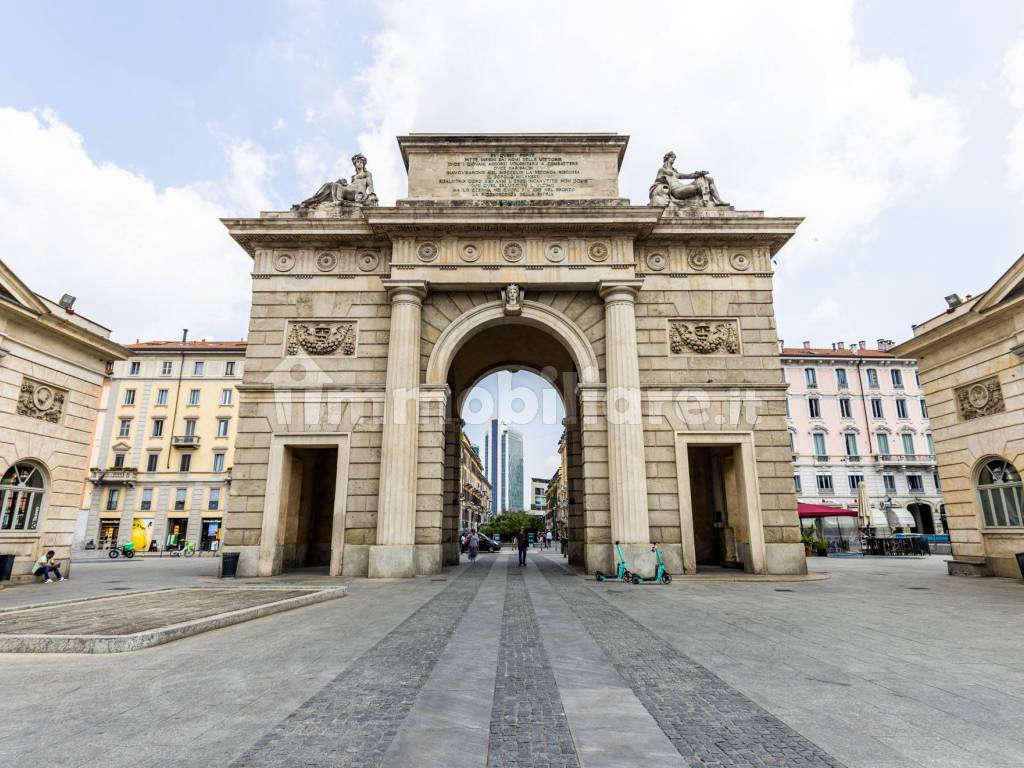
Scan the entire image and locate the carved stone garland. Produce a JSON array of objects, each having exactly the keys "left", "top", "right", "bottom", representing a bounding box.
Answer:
[
  {"left": 669, "top": 320, "right": 740, "bottom": 355},
  {"left": 286, "top": 321, "right": 357, "bottom": 356}
]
